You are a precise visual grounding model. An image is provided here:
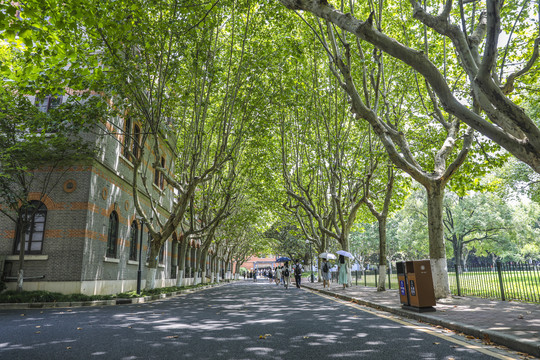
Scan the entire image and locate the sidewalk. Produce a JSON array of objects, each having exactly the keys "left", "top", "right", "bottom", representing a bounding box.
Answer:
[{"left": 302, "top": 281, "right": 540, "bottom": 358}]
